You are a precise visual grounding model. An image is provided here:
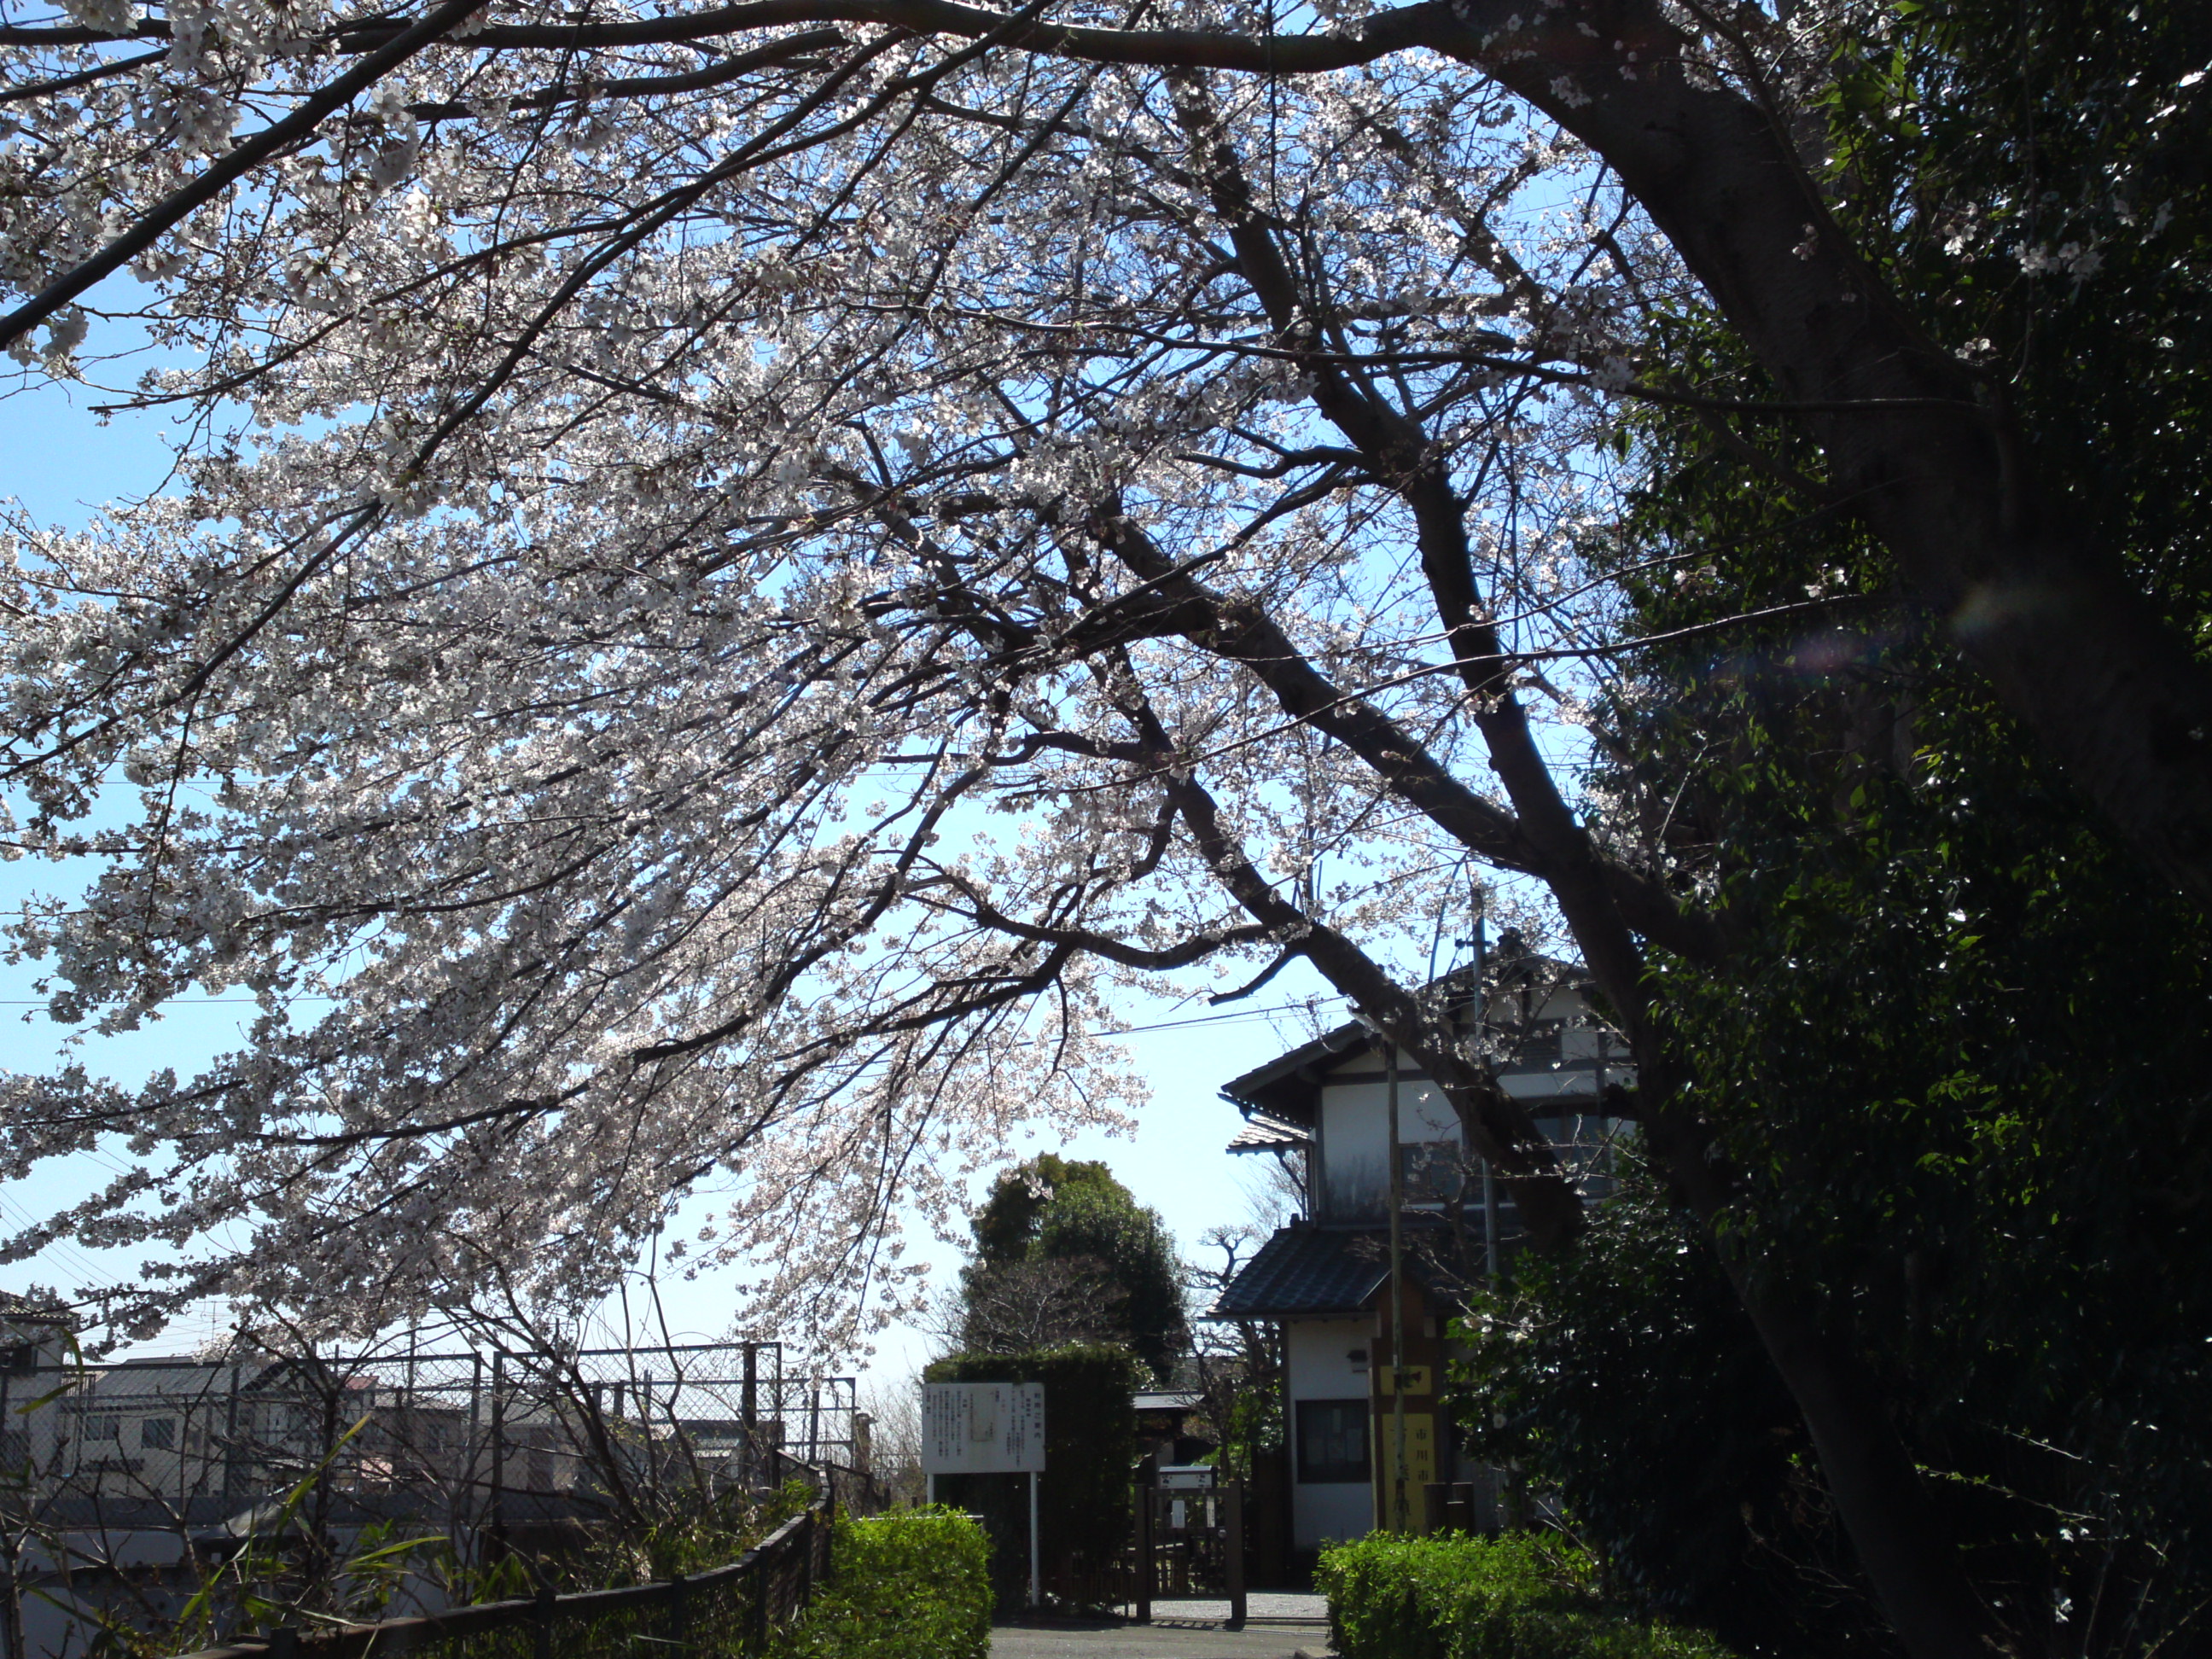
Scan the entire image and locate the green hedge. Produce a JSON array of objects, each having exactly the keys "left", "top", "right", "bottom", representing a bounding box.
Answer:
[
  {"left": 924, "top": 1343, "right": 1144, "bottom": 1608},
  {"left": 1318, "top": 1534, "right": 1733, "bottom": 1659},
  {"left": 774, "top": 1508, "right": 992, "bottom": 1659}
]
